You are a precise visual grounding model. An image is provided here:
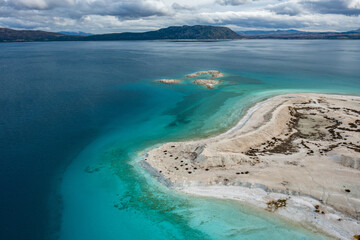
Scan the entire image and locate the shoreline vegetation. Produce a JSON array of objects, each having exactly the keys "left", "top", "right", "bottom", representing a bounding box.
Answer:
[
  {"left": 142, "top": 93, "right": 360, "bottom": 239},
  {"left": 153, "top": 70, "right": 224, "bottom": 89}
]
